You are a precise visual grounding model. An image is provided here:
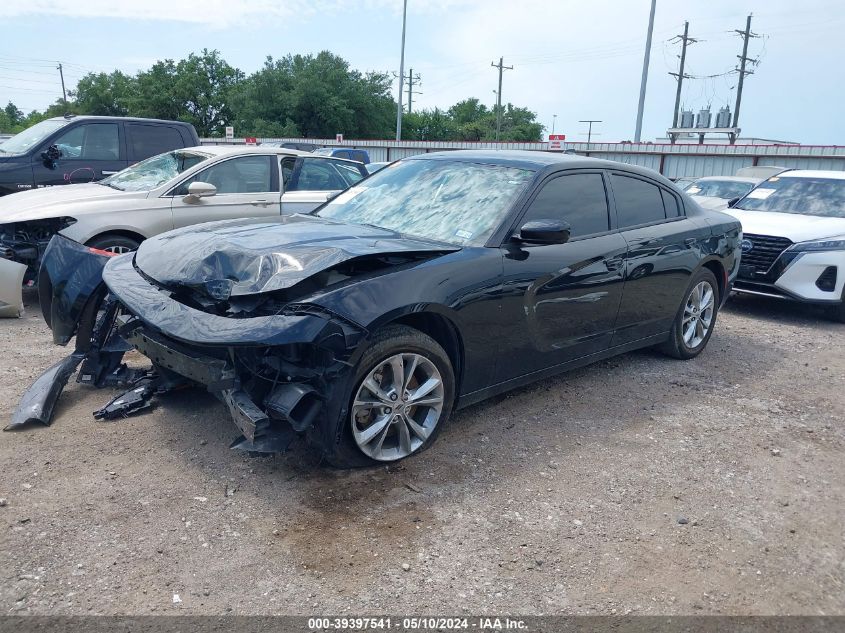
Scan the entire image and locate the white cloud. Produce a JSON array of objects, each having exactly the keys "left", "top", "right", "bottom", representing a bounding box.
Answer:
[{"left": 5, "top": 0, "right": 351, "bottom": 28}]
